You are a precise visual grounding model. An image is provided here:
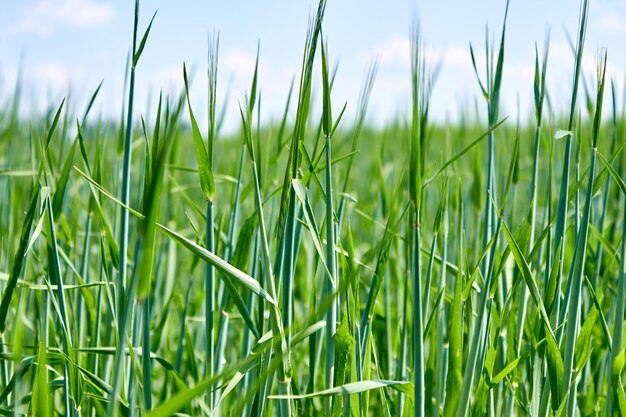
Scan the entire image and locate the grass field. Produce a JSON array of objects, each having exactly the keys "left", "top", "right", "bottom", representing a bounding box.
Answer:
[{"left": 1, "top": 0, "right": 626, "bottom": 416}]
